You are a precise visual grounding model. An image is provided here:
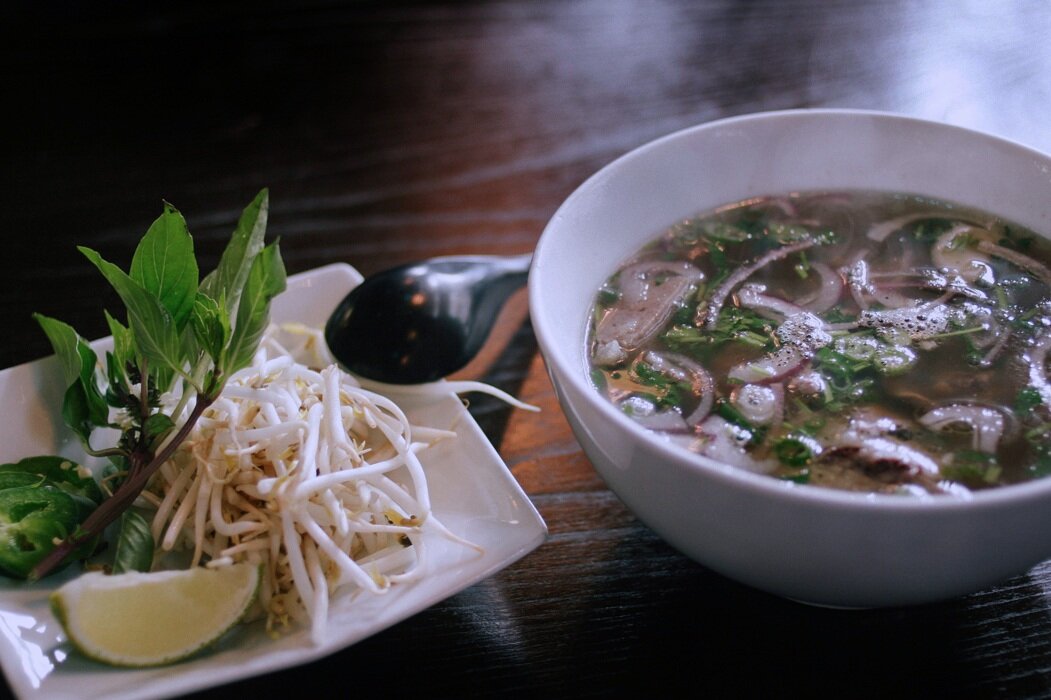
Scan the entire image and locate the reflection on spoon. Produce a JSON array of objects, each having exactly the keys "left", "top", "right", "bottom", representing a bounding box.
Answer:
[{"left": 324, "top": 254, "right": 532, "bottom": 384}]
